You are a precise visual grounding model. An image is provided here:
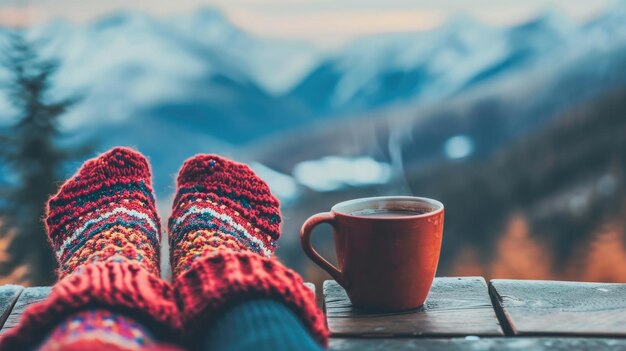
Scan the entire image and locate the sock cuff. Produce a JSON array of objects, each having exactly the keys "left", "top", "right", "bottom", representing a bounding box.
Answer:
[
  {"left": 173, "top": 250, "right": 329, "bottom": 348},
  {"left": 0, "top": 262, "right": 182, "bottom": 351},
  {"left": 38, "top": 340, "right": 183, "bottom": 351}
]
